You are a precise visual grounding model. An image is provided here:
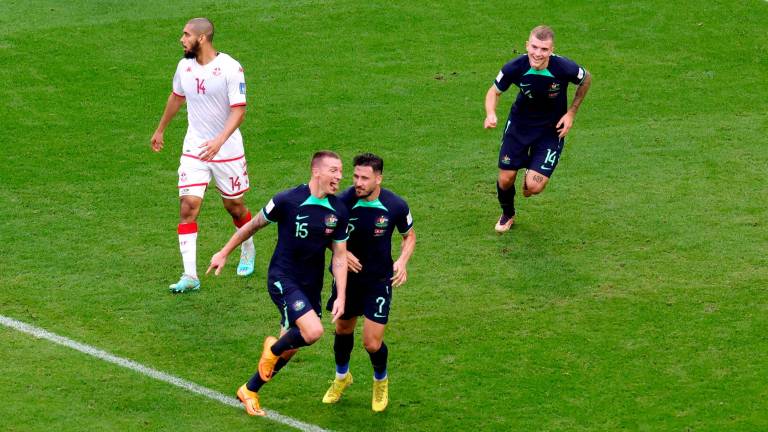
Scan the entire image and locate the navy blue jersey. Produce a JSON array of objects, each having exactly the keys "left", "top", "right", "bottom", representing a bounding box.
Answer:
[
  {"left": 494, "top": 54, "right": 586, "bottom": 127},
  {"left": 338, "top": 187, "right": 413, "bottom": 280},
  {"left": 262, "top": 184, "right": 349, "bottom": 289}
]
